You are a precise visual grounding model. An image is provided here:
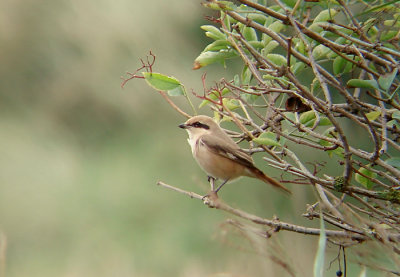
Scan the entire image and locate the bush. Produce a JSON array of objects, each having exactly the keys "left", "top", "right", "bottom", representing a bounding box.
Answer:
[{"left": 124, "top": 0, "right": 400, "bottom": 275}]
